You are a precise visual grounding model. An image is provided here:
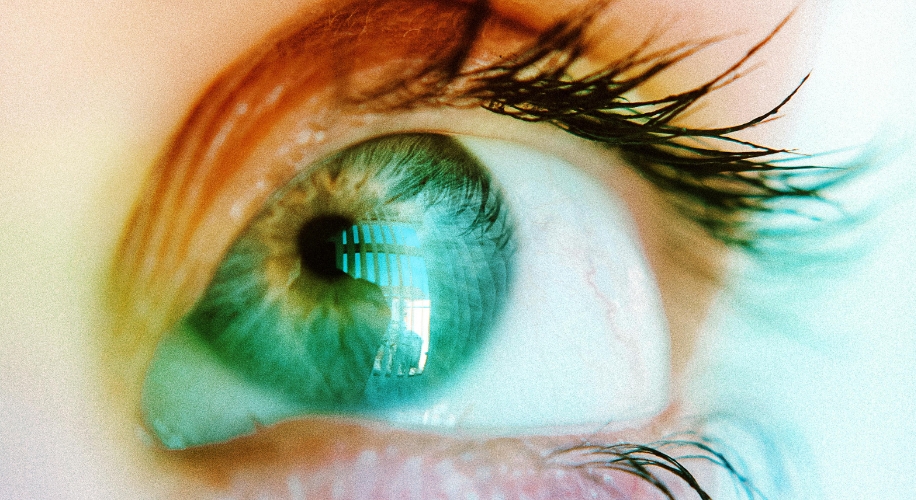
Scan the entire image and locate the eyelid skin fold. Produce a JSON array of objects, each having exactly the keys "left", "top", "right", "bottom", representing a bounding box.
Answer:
[
  {"left": 110, "top": 0, "right": 811, "bottom": 389},
  {"left": 103, "top": 1, "right": 814, "bottom": 497},
  {"left": 109, "top": 0, "right": 539, "bottom": 390}
]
